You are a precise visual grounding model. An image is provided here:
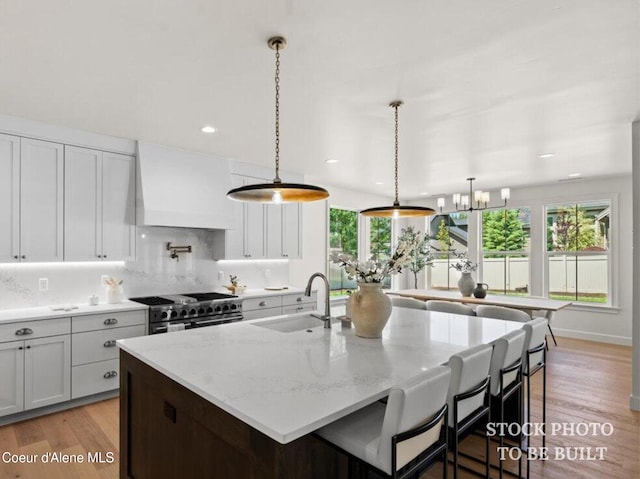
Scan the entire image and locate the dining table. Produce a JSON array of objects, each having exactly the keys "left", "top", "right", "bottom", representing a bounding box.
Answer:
[{"left": 389, "top": 288, "right": 572, "bottom": 345}]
